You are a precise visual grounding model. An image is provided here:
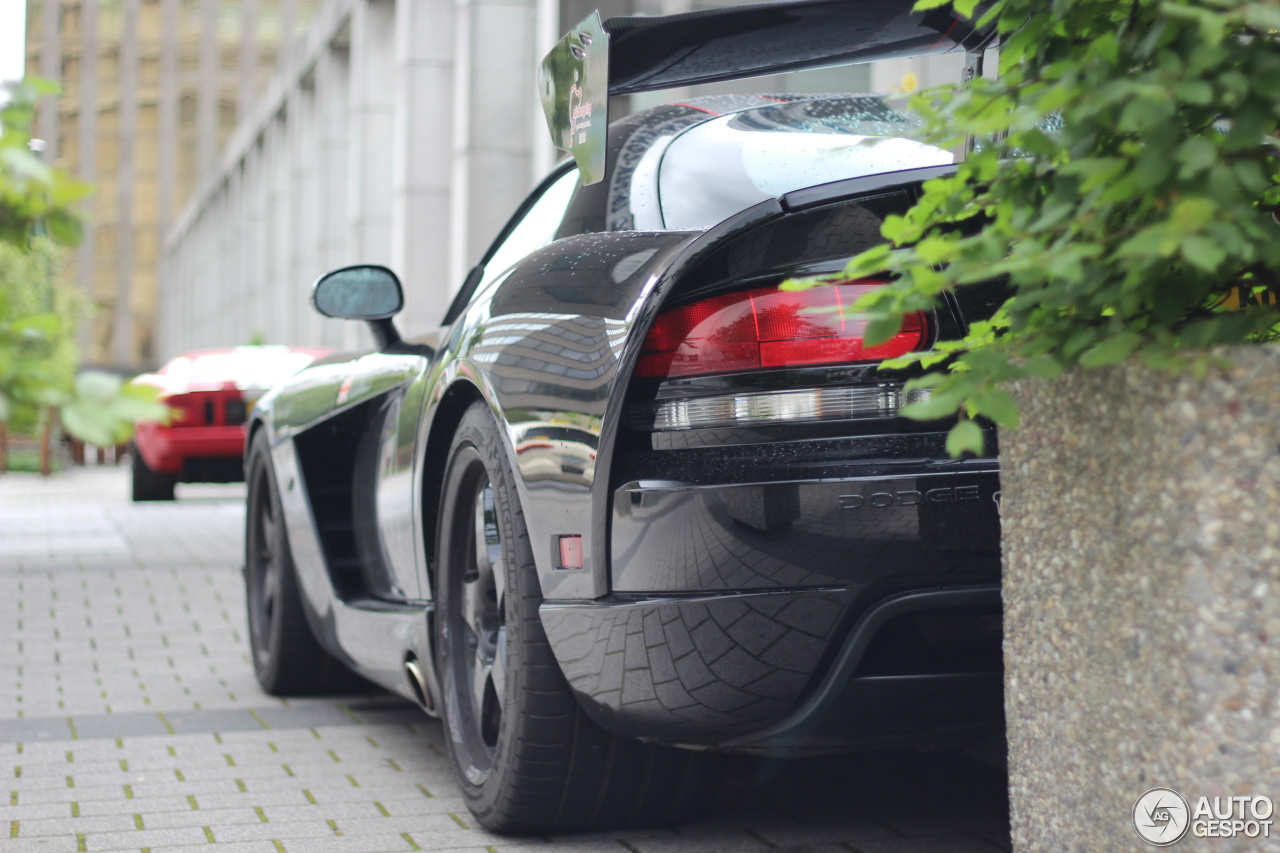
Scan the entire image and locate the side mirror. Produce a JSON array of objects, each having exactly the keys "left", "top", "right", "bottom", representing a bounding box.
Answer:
[
  {"left": 312, "top": 265, "right": 404, "bottom": 350},
  {"left": 312, "top": 265, "right": 404, "bottom": 320}
]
